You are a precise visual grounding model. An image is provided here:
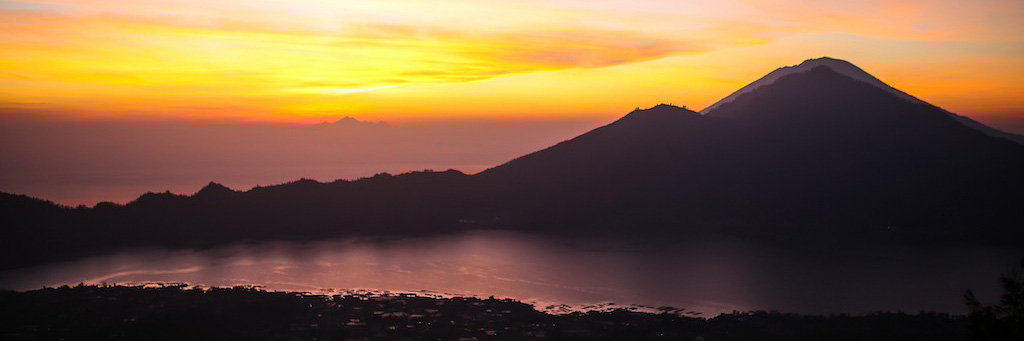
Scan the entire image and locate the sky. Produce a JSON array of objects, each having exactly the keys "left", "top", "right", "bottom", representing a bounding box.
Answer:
[
  {"left": 2, "top": 0, "right": 1024, "bottom": 205},
  {"left": 0, "top": 117, "right": 604, "bottom": 205},
  {"left": 1, "top": 0, "right": 1022, "bottom": 122}
]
